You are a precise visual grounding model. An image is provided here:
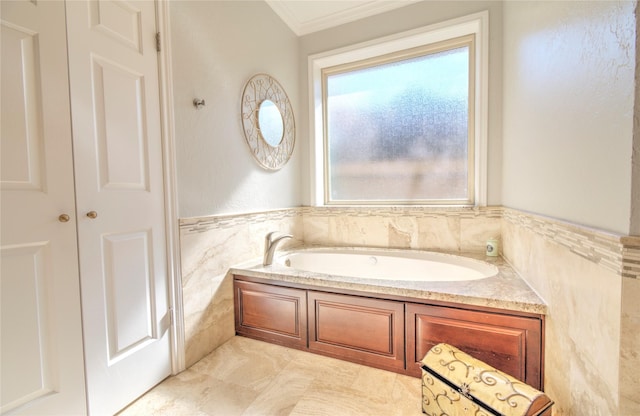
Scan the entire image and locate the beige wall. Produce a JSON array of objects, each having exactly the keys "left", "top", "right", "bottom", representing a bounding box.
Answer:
[
  {"left": 169, "top": 1, "right": 301, "bottom": 219},
  {"left": 501, "top": 0, "right": 636, "bottom": 235}
]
